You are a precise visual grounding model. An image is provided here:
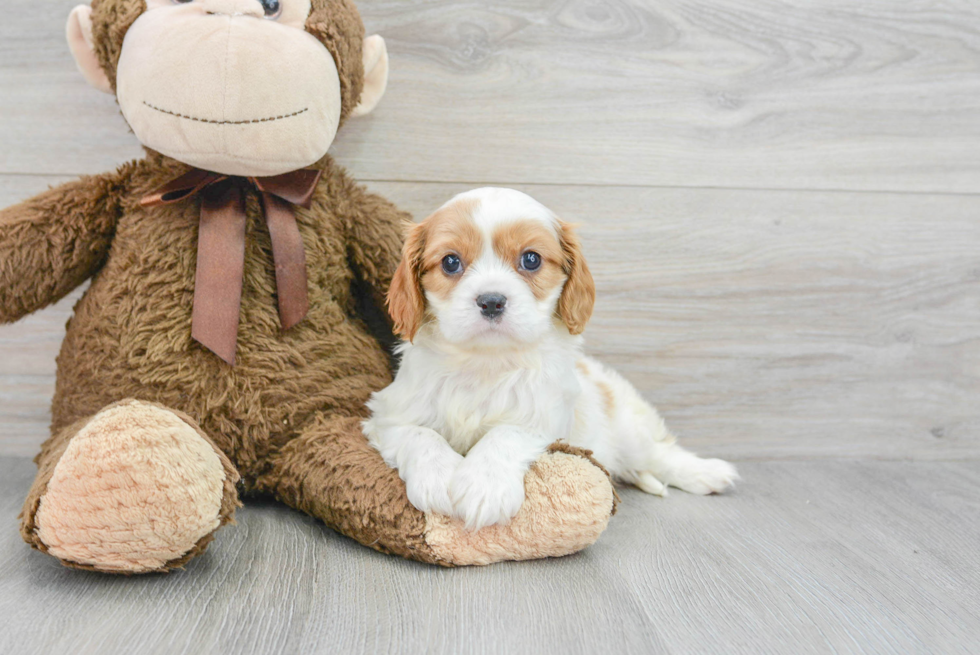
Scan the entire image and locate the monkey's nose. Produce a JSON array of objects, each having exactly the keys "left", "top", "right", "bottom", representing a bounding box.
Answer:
[{"left": 476, "top": 293, "right": 507, "bottom": 319}]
